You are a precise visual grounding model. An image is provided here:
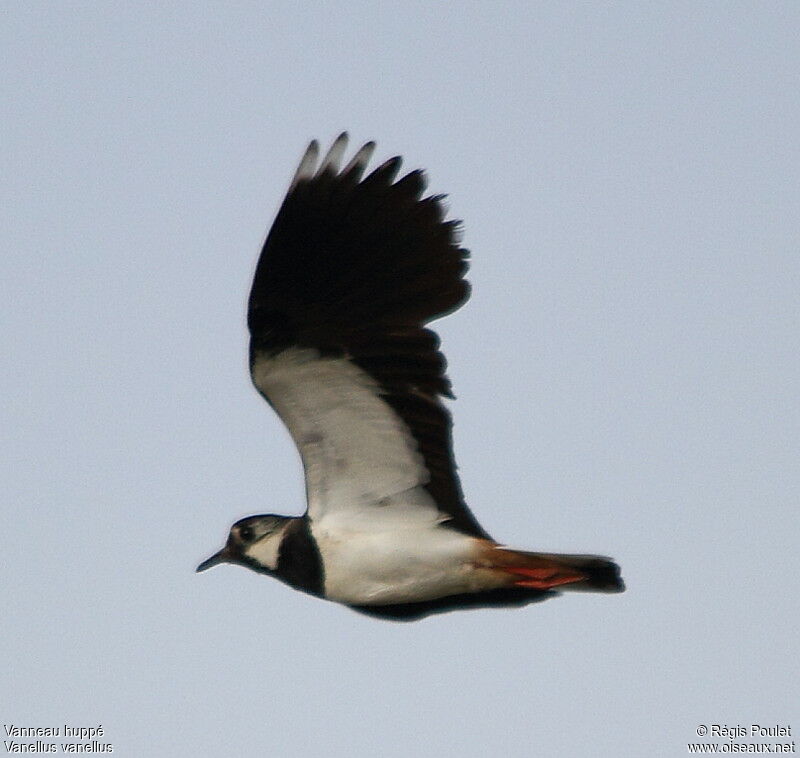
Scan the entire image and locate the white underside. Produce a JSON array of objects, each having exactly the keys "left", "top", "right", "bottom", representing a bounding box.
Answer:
[
  {"left": 252, "top": 347, "right": 501, "bottom": 605},
  {"left": 313, "top": 518, "right": 502, "bottom": 605},
  {"left": 252, "top": 348, "right": 445, "bottom": 529}
]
